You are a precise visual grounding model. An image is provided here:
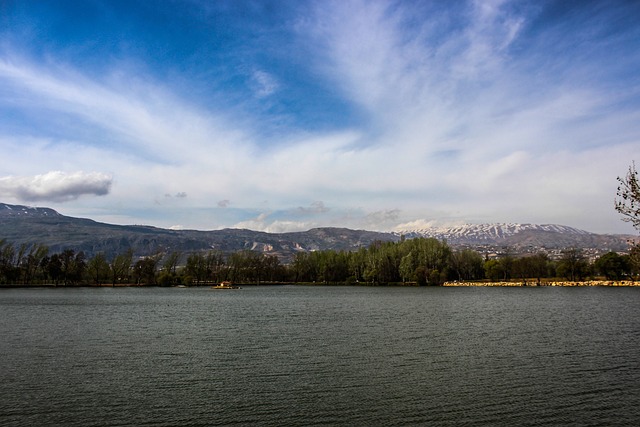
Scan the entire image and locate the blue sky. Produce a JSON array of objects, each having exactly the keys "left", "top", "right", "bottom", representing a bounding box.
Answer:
[{"left": 1, "top": 0, "right": 639, "bottom": 234}]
